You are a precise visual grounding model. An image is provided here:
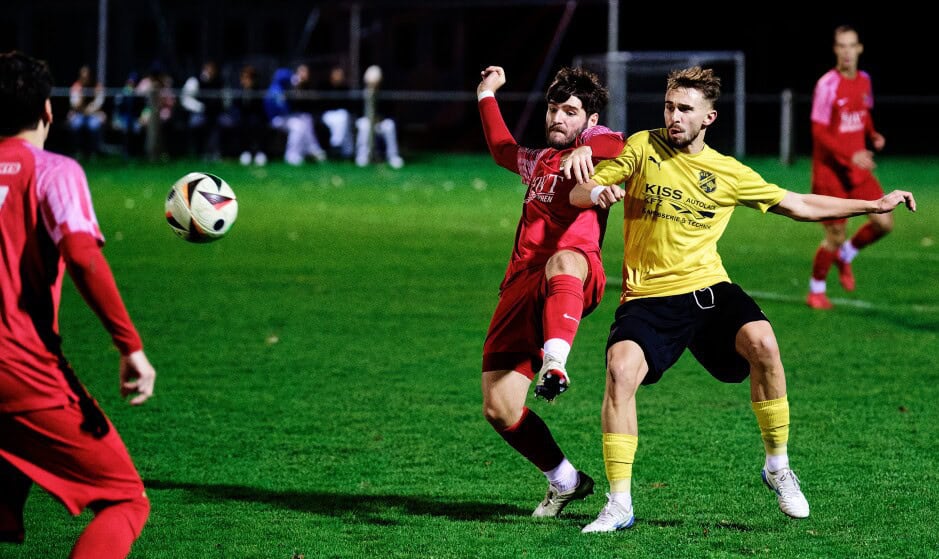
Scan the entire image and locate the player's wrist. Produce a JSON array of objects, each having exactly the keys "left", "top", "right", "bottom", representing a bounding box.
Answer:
[
  {"left": 477, "top": 90, "right": 495, "bottom": 101},
  {"left": 589, "top": 185, "right": 606, "bottom": 205}
]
